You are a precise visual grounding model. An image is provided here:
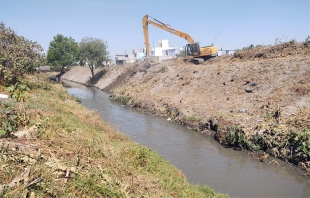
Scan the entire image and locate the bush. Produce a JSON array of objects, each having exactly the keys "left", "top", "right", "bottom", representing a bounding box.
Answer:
[
  {"left": 0, "top": 101, "right": 28, "bottom": 138},
  {"left": 0, "top": 22, "right": 44, "bottom": 86}
]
